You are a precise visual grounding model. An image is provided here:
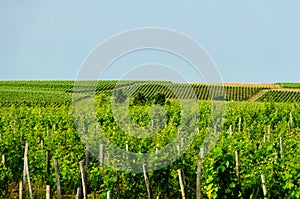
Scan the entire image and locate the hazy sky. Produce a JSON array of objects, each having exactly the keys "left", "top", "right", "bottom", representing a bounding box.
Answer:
[{"left": 1, "top": 1, "right": 299, "bottom": 83}]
